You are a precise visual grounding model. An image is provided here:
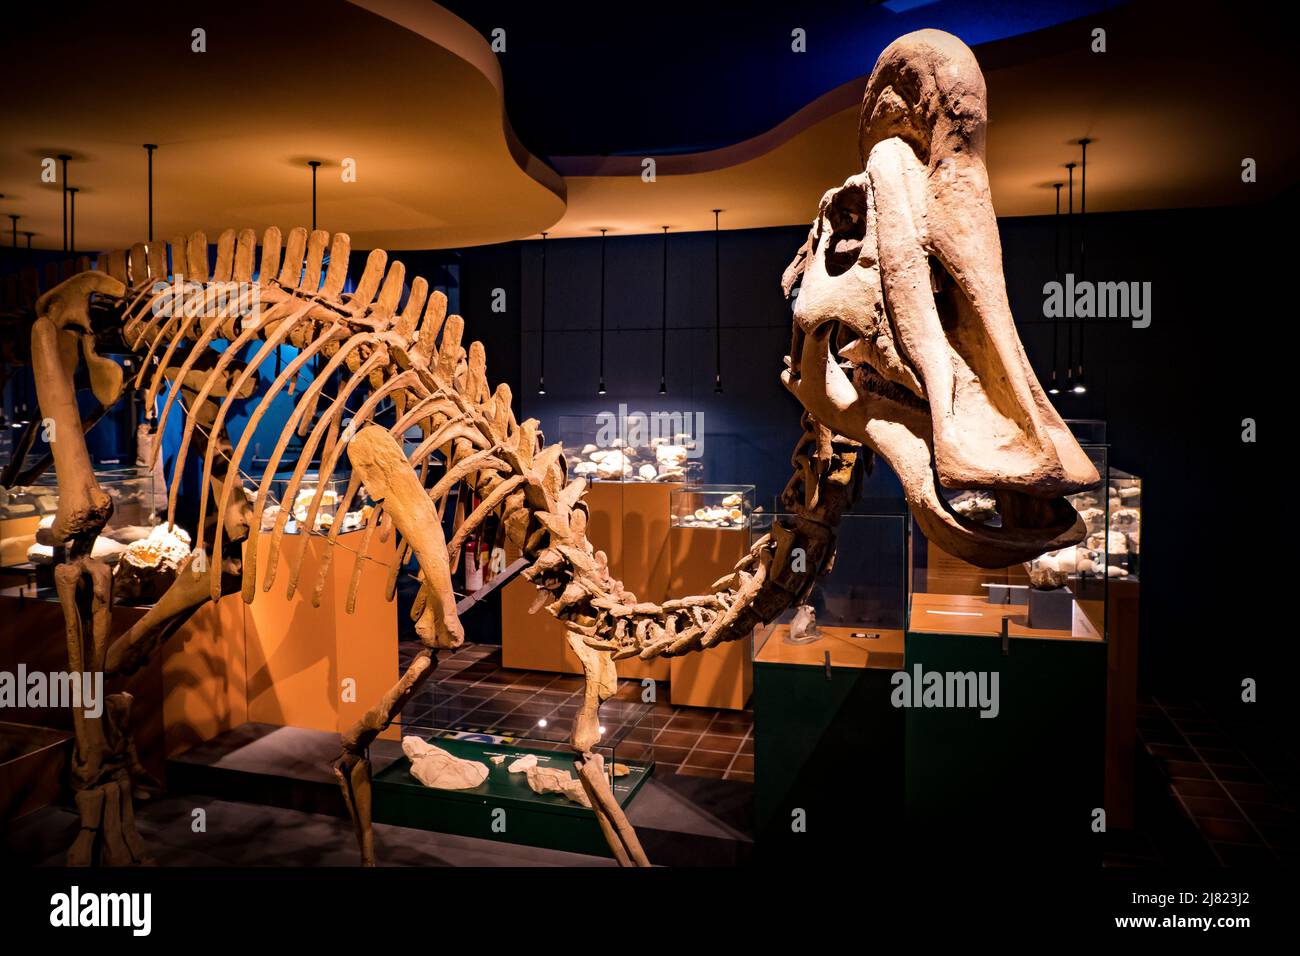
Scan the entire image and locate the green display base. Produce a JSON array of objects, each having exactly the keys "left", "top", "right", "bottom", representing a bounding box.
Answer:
[
  {"left": 753, "top": 660, "right": 904, "bottom": 863},
  {"left": 903, "top": 629, "right": 1106, "bottom": 863},
  {"left": 372, "top": 736, "right": 653, "bottom": 859}
]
